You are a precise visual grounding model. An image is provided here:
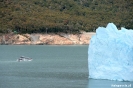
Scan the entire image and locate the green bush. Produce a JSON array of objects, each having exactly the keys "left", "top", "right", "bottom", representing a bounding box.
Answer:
[{"left": 0, "top": 0, "right": 133, "bottom": 33}]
